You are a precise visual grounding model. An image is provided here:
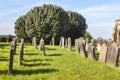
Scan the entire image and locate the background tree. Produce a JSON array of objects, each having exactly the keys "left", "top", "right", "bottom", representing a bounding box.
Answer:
[{"left": 14, "top": 4, "right": 87, "bottom": 44}]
